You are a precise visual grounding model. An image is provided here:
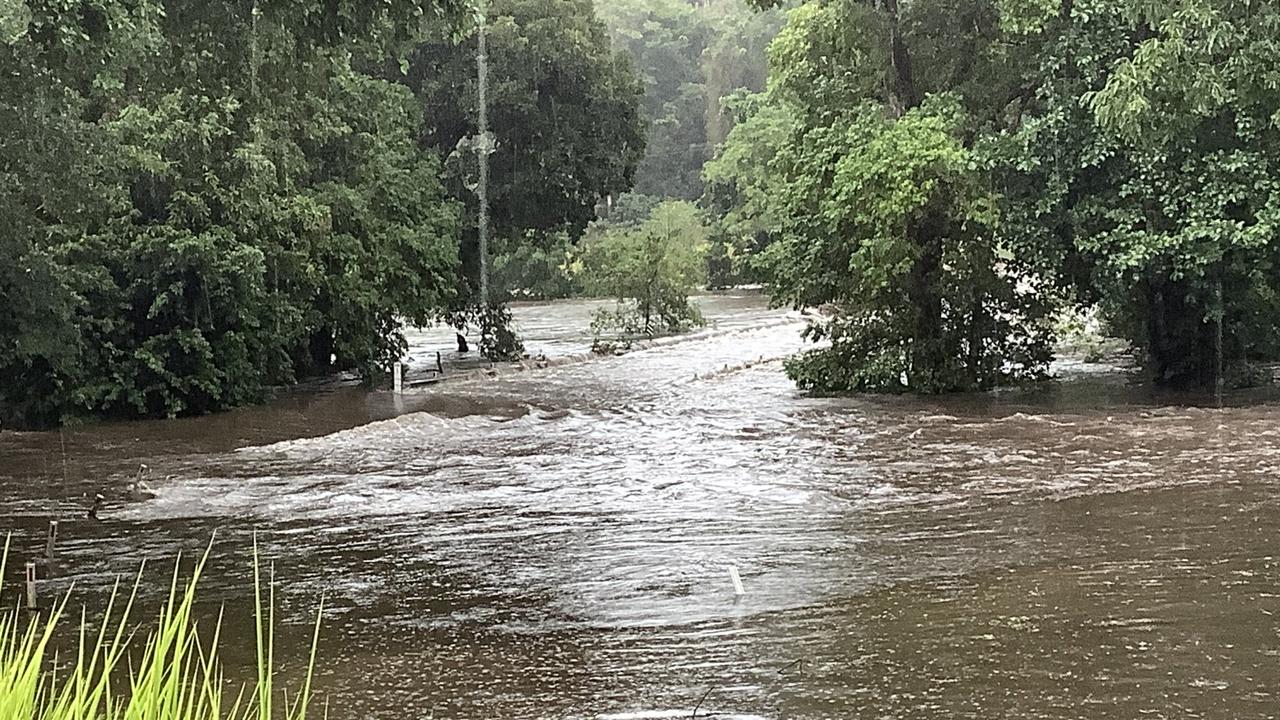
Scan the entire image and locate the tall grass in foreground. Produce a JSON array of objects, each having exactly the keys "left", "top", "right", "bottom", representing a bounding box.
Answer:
[{"left": 0, "top": 536, "right": 324, "bottom": 720}]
